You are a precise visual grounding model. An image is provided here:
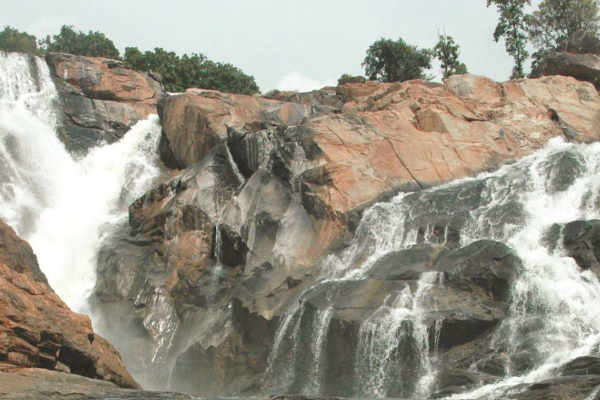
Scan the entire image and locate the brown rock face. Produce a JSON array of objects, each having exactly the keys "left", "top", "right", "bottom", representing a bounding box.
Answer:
[
  {"left": 45, "top": 52, "right": 162, "bottom": 153},
  {"left": 162, "top": 74, "right": 600, "bottom": 215},
  {"left": 159, "top": 88, "right": 313, "bottom": 168},
  {"left": 0, "top": 219, "right": 138, "bottom": 389}
]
